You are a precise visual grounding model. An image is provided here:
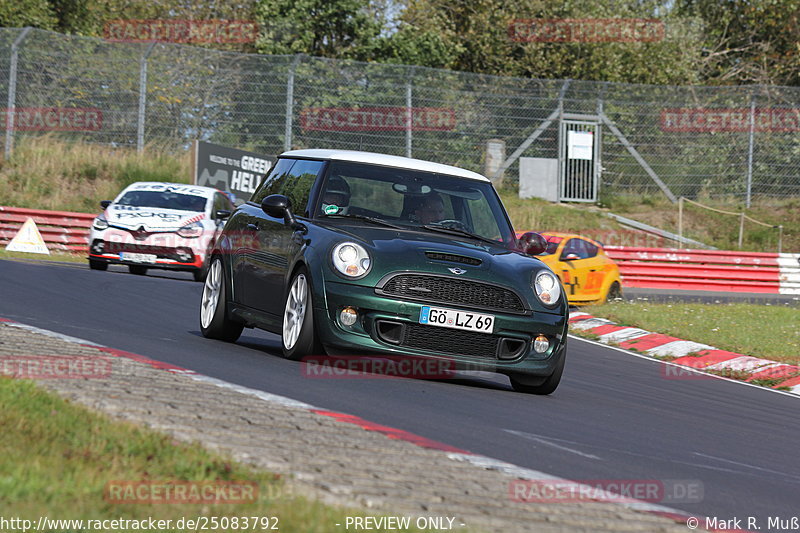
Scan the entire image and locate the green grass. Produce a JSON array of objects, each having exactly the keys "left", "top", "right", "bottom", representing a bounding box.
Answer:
[
  {"left": 583, "top": 301, "right": 800, "bottom": 365},
  {"left": 600, "top": 193, "right": 799, "bottom": 253},
  {"left": 0, "top": 377, "right": 435, "bottom": 532},
  {"left": 0, "top": 136, "right": 191, "bottom": 213},
  {"left": 0, "top": 249, "right": 86, "bottom": 263},
  {"left": 499, "top": 192, "right": 626, "bottom": 235}
]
